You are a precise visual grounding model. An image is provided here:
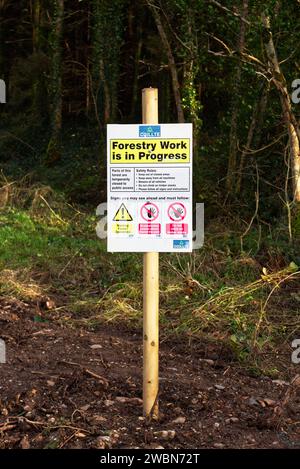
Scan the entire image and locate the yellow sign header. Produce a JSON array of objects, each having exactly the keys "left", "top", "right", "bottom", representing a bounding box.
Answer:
[{"left": 110, "top": 139, "right": 190, "bottom": 164}]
